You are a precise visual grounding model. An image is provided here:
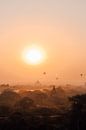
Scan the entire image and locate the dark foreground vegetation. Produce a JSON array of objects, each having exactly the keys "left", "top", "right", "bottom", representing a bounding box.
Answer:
[{"left": 0, "top": 86, "right": 85, "bottom": 130}]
